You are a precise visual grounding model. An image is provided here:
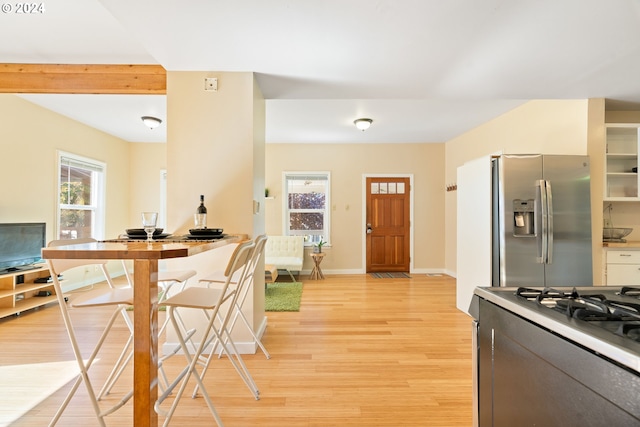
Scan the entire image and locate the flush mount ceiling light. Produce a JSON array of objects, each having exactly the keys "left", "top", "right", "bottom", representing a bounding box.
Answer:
[
  {"left": 354, "top": 118, "right": 373, "bottom": 131},
  {"left": 141, "top": 116, "right": 162, "bottom": 129}
]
